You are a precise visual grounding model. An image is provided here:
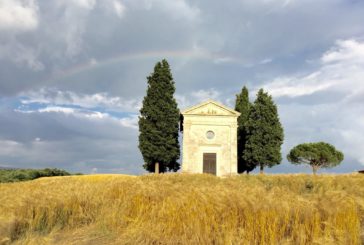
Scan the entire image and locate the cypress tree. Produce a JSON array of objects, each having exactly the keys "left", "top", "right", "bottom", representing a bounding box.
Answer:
[
  {"left": 243, "top": 89, "right": 284, "bottom": 174},
  {"left": 138, "top": 59, "right": 180, "bottom": 173},
  {"left": 234, "top": 86, "right": 254, "bottom": 173}
]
